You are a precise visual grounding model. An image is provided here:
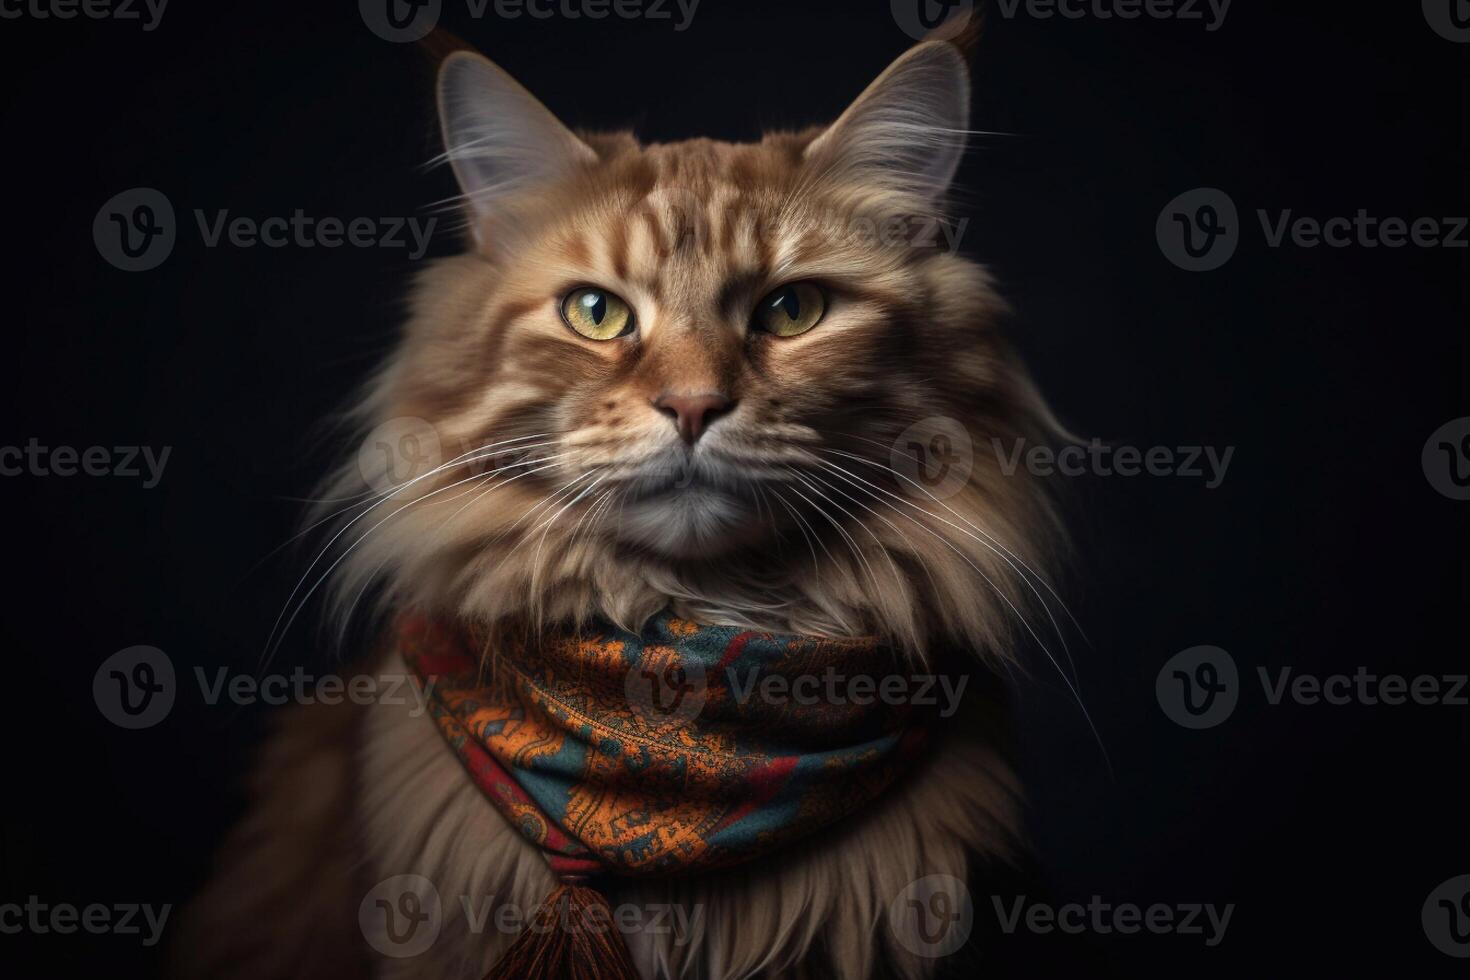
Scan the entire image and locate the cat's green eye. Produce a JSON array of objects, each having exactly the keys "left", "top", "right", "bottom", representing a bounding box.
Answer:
[
  {"left": 561, "top": 287, "right": 635, "bottom": 341},
  {"left": 754, "top": 282, "right": 826, "bottom": 338}
]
